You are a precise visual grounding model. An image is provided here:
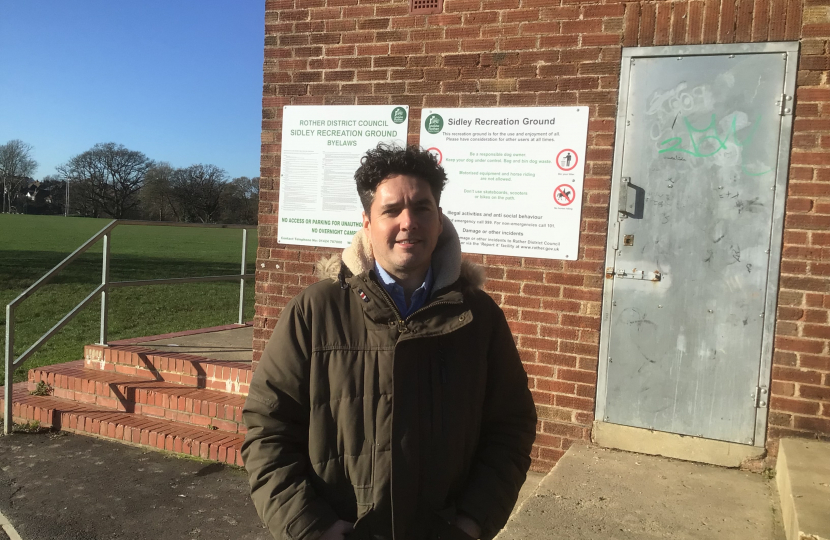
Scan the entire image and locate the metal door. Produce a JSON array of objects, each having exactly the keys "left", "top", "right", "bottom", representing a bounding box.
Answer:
[{"left": 597, "top": 43, "right": 798, "bottom": 446}]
